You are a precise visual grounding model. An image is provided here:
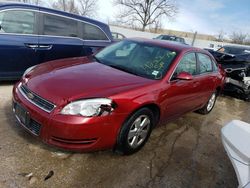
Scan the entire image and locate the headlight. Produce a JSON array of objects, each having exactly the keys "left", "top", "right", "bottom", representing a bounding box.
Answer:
[
  {"left": 23, "top": 65, "right": 37, "bottom": 77},
  {"left": 61, "top": 98, "right": 115, "bottom": 117}
]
